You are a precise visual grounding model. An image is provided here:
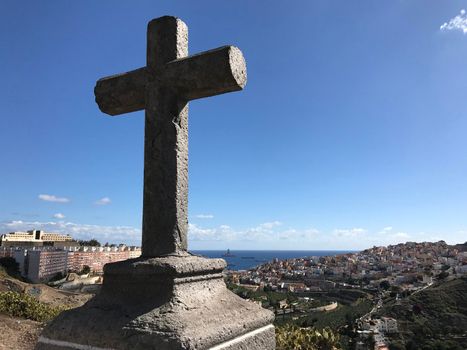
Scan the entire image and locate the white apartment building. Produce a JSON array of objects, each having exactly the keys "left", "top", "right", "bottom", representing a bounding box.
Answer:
[
  {"left": 0, "top": 230, "right": 74, "bottom": 247},
  {"left": 375, "top": 317, "right": 398, "bottom": 334},
  {"left": 14, "top": 248, "right": 68, "bottom": 283}
]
